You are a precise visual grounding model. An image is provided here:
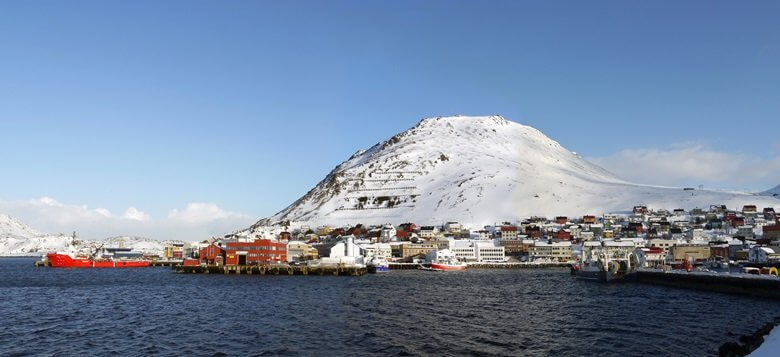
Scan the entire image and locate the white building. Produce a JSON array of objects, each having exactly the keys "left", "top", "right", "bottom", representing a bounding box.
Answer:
[
  {"left": 419, "top": 226, "right": 438, "bottom": 239},
  {"left": 359, "top": 243, "right": 392, "bottom": 261},
  {"left": 322, "top": 235, "right": 364, "bottom": 266},
  {"left": 380, "top": 225, "right": 396, "bottom": 242},
  {"left": 445, "top": 222, "right": 462, "bottom": 234},
  {"left": 748, "top": 246, "right": 779, "bottom": 264},
  {"left": 447, "top": 239, "right": 506, "bottom": 263}
]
